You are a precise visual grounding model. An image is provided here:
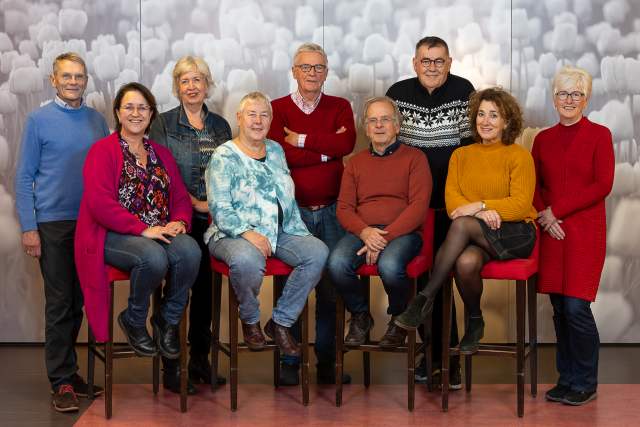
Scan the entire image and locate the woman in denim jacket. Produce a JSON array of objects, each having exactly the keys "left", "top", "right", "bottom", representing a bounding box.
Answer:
[
  {"left": 206, "top": 91, "right": 328, "bottom": 357},
  {"left": 149, "top": 56, "right": 231, "bottom": 393}
]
